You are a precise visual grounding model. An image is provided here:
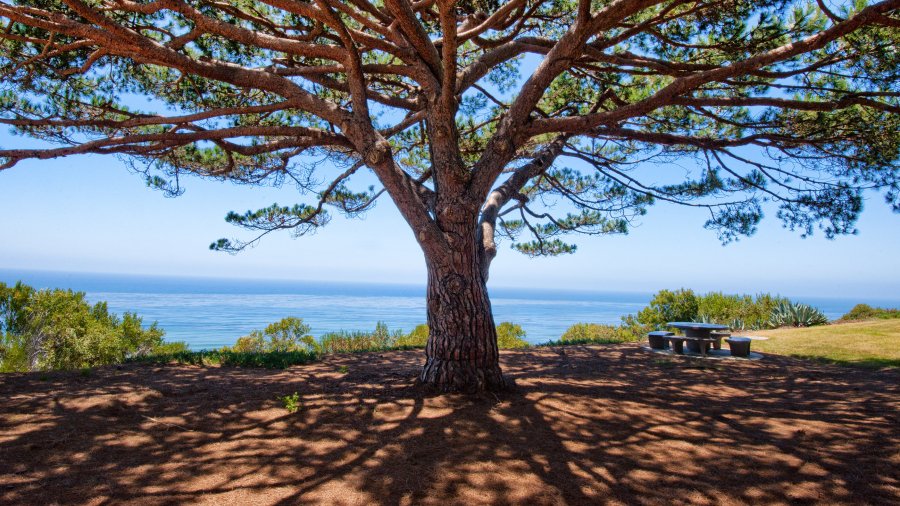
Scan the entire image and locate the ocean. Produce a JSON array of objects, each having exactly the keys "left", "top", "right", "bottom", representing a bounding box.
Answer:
[{"left": 2, "top": 269, "right": 897, "bottom": 349}]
